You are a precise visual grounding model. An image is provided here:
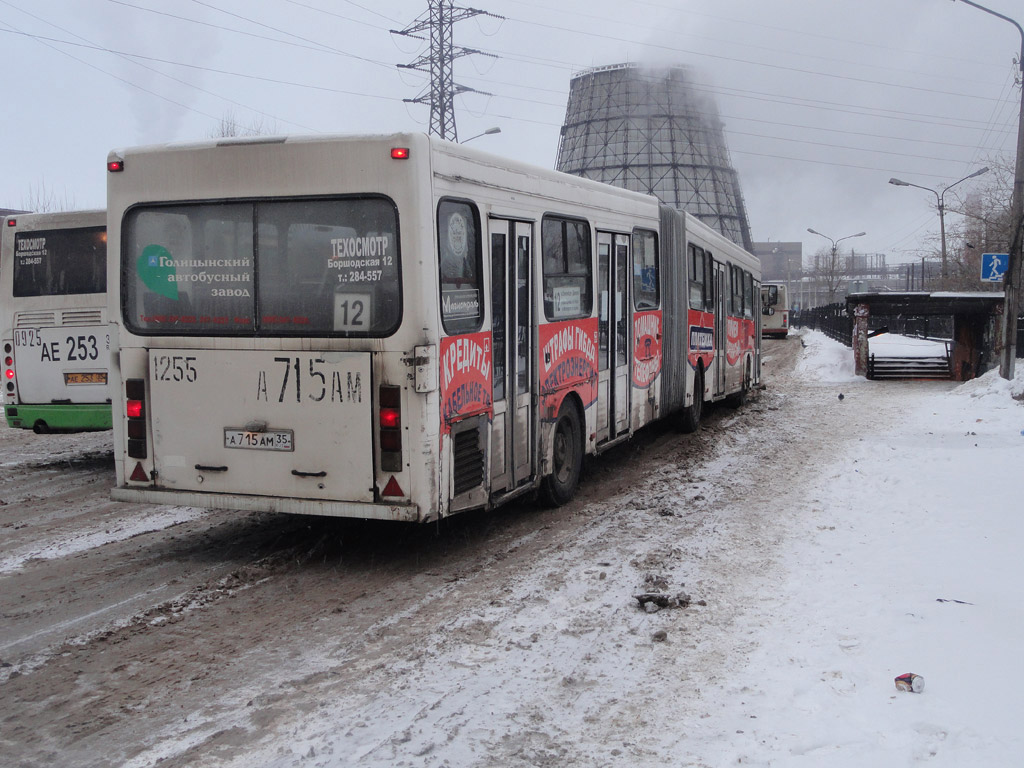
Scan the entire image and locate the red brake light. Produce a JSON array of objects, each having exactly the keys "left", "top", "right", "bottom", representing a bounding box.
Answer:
[
  {"left": 390, "top": 147, "right": 410, "bottom": 160},
  {"left": 6, "top": 218, "right": 15, "bottom": 227},
  {"left": 107, "top": 159, "right": 124, "bottom": 172},
  {"left": 380, "top": 408, "right": 400, "bottom": 429},
  {"left": 4, "top": 357, "right": 12, "bottom": 367},
  {"left": 4, "top": 369, "right": 13, "bottom": 380},
  {"left": 126, "top": 399, "right": 143, "bottom": 418}
]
